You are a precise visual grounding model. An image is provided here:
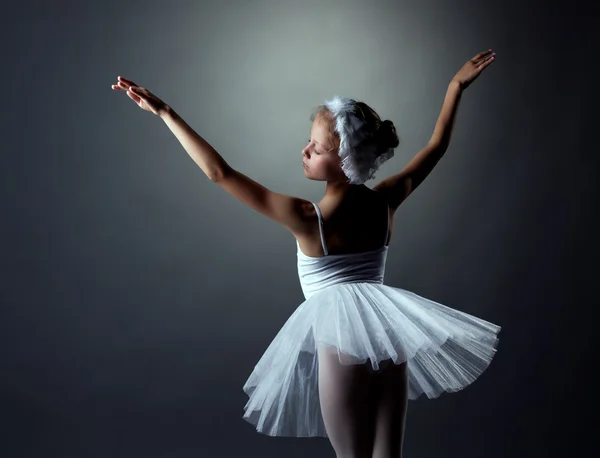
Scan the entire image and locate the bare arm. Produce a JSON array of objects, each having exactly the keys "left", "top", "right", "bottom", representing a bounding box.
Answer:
[
  {"left": 400, "top": 80, "right": 463, "bottom": 182},
  {"left": 112, "top": 77, "right": 310, "bottom": 234},
  {"left": 373, "top": 81, "right": 462, "bottom": 208},
  {"left": 430, "top": 80, "right": 463, "bottom": 150},
  {"left": 373, "top": 50, "right": 496, "bottom": 209},
  {"left": 159, "top": 106, "right": 309, "bottom": 233},
  {"left": 159, "top": 106, "right": 227, "bottom": 181}
]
